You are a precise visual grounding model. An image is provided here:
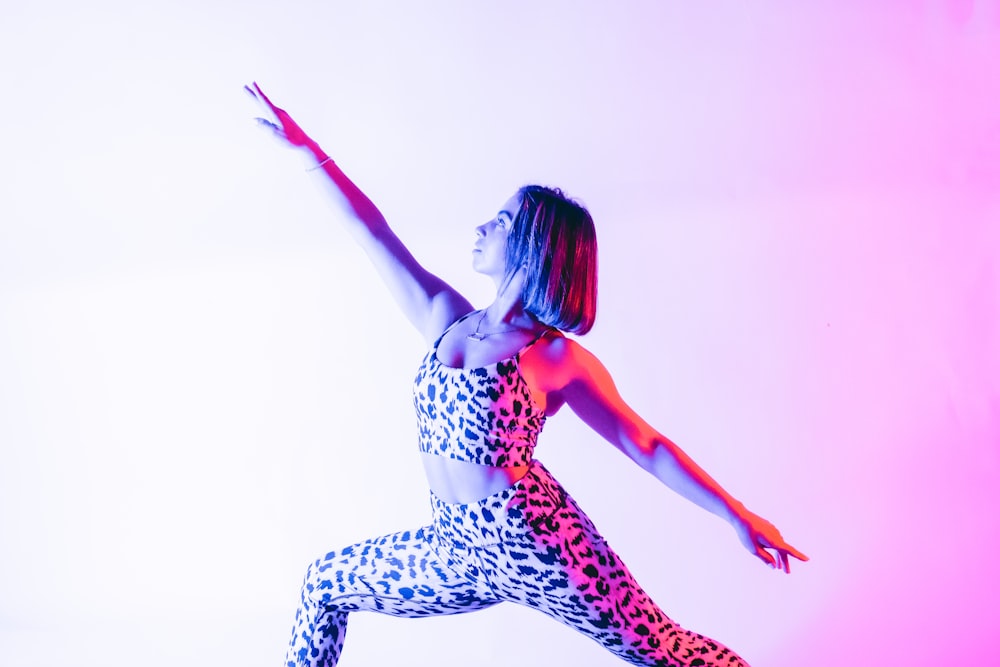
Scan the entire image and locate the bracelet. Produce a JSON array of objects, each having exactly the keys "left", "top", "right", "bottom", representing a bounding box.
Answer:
[{"left": 306, "top": 156, "right": 333, "bottom": 172}]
